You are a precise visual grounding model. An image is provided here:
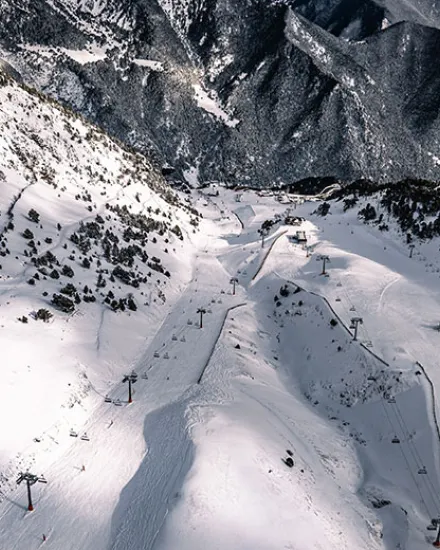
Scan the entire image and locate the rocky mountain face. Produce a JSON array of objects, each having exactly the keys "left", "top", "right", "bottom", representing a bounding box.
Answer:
[{"left": 1, "top": 0, "right": 440, "bottom": 186}]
